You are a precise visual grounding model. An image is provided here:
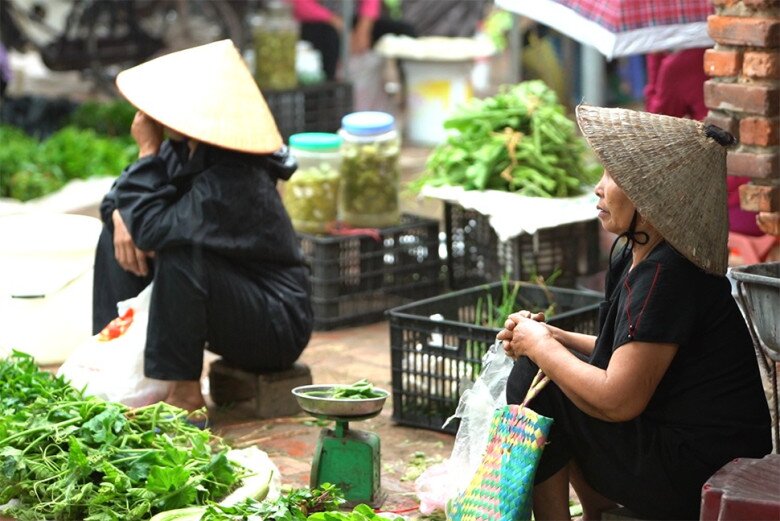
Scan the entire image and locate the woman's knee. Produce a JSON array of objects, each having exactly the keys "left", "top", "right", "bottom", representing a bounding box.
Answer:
[
  {"left": 506, "top": 356, "right": 540, "bottom": 404},
  {"left": 151, "top": 247, "right": 210, "bottom": 298}
]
